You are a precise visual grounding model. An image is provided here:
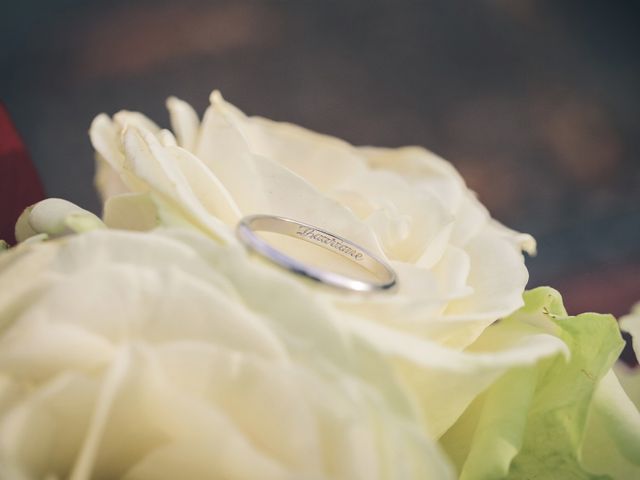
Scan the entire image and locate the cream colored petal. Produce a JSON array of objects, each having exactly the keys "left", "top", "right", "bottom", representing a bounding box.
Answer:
[
  {"left": 69, "top": 348, "right": 131, "bottom": 480},
  {"left": 335, "top": 169, "right": 454, "bottom": 264},
  {"left": 0, "top": 373, "right": 100, "bottom": 478},
  {"left": 103, "top": 193, "right": 159, "bottom": 231},
  {"left": 93, "top": 345, "right": 292, "bottom": 479},
  {"left": 165, "top": 144, "right": 242, "bottom": 224},
  {"left": 358, "top": 145, "right": 466, "bottom": 211},
  {"left": 448, "top": 192, "right": 489, "bottom": 248},
  {"left": 253, "top": 126, "right": 367, "bottom": 192},
  {"left": 0, "top": 242, "right": 61, "bottom": 334},
  {"left": 122, "top": 127, "right": 234, "bottom": 243},
  {"left": 329, "top": 263, "right": 444, "bottom": 337},
  {"left": 430, "top": 245, "right": 473, "bottom": 302},
  {"left": 236, "top": 115, "right": 368, "bottom": 192},
  {"left": 340, "top": 308, "right": 567, "bottom": 437},
  {"left": 414, "top": 221, "right": 454, "bottom": 270},
  {"left": 89, "top": 114, "right": 122, "bottom": 172},
  {"left": 89, "top": 115, "right": 147, "bottom": 196},
  {"left": 195, "top": 93, "right": 386, "bottom": 257},
  {"left": 8, "top": 236, "right": 286, "bottom": 361},
  {"left": 166, "top": 96, "right": 200, "bottom": 151},
  {"left": 0, "top": 228, "right": 452, "bottom": 479},
  {"left": 0, "top": 316, "right": 114, "bottom": 380},
  {"left": 444, "top": 227, "right": 529, "bottom": 322},
  {"left": 489, "top": 219, "right": 537, "bottom": 256},
  {"left": 327, "top": 248, "right": 471, "bottom": 347},
  {"left": 113, "top": 111, "right": 161, "bottom": 136},
  {"left": 157, "top": 344, "right": 323, "bottom": 473},
  {"left": 94, "top": 155, "right": 130, "bottom": 202},
  {"left": 156, "top": 129, "right": 177, "bottom": 147},
  {"left": 373, "top": 227, "right": 531, "bottom": 349},
  {"left": 124, "top": 437, "right": 290, "bottom": 480},
  {"left": 207, "top": 89, "right": 367, "bottom": 195}
]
